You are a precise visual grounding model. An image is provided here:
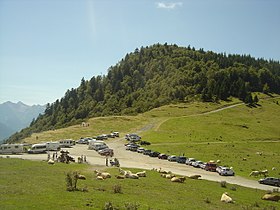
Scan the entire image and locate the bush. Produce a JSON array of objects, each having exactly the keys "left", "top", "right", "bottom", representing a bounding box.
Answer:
[
  {"left": 220, "top": 181, "right": 227, "bottom": 188},
  {"left": 103, "top": 202, "right": 118, "bottom": 210},
  {"left": 204, "top": 197, "right": 211, "bottom": 204},
  {"left": 230, "top": 186, "right": 237, "bottom": 191},
  {"left": 113, "top": 184, "right": 122, "bottom": 194},
  {"left": 124, "top": 202, "right": 140, "bottom": 210},
  {"left": 65, "top": 171, "right": 79, "bottom": 191}
]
